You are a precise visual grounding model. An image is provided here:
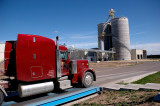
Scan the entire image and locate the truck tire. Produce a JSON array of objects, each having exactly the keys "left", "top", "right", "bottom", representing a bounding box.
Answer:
[
  {"left": 0, "top": 90, "right": 4, "bottom": 105},
  {"left": 82, "top": 72, "right": 93, "bottom": 88}
]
